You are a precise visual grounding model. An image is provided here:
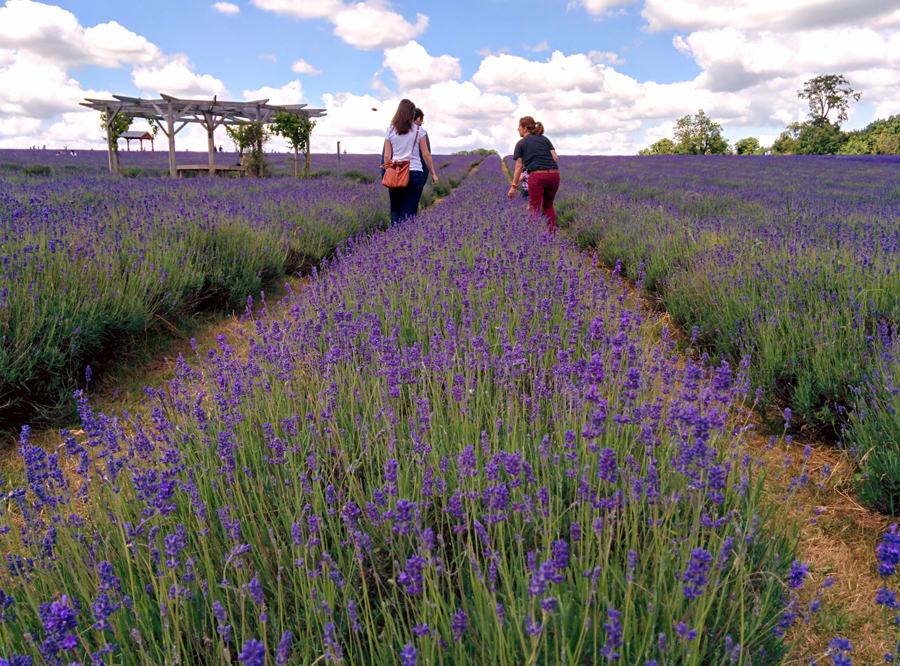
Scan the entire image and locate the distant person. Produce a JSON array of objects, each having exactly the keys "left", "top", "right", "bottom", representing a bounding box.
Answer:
[
  {"left": 383, "top": 98, "right": 438, "bottom": 224},
  {"left": 508, "top": 116, "right": 560, "bottom": 233}
]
